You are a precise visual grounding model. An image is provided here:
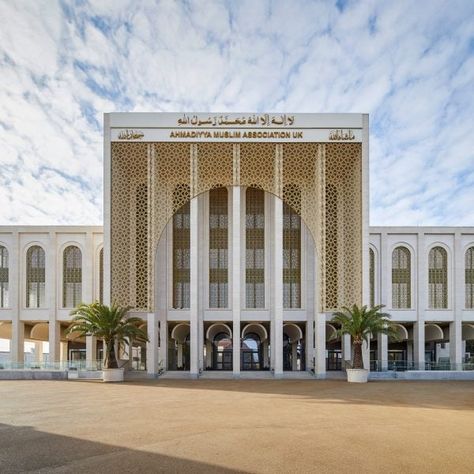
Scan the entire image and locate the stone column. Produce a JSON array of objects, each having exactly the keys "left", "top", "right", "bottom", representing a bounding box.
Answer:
[
  {"left": 315, "top": 314, "right": 326, "bottom": 377},
  {"left": 232, "top": 186, "right": 241, "bottom": 376},
  {"left": 273, "top": 196, "right": 283, "bottom": 377},
  {"left": 48, "top": 321, "right": 61, "bottom": 365},
  {"left": 146, "top": 313, "right": 159, "bottom": 375},
  {"left": 449, "top": 320, "right": 462, "bottom": 369},
  {"left": 342, "top": 333, "right": 351, "bottom": 368},
  {"left": 60, "top": 342, "right": 68, "bottom": 364},
  {"left": 292, "top": 343, "right": 298, "bottom": 371},
  {"left": 159, "top": 320, "right": 168, "bottom": 371},
  {"left": 190, "top": 196, "right": 199, "bottom": 377},
  {"left": 377, "top": 333, "right": 388, "bottom": 371},
  {"left": 86, "top": 335, "right": 97, "bottom": 369},
  {"left": 11, "top": 319, "right": 24, "bottom": 365},
  {"left": 263, "top": 340, "right": 269, "bottom": 368},
  {"left": 206, "top": 340, "right": 212, "bottom": 368},
  {"left": 35, "top": 342, "right": 43, "bottom": 364},
  {"left": 413, "top": 322, "right": 425, "bottom": 369}
]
